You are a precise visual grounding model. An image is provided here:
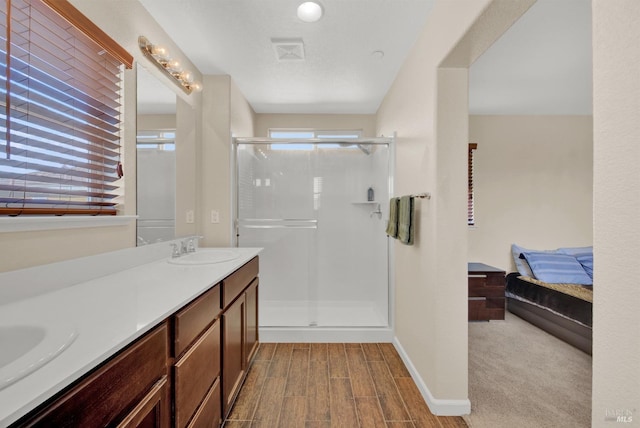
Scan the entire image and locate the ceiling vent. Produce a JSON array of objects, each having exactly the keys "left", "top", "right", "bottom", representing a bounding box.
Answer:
[{"left": 271, "top": 38, "right": 305, "bottom": 62}]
